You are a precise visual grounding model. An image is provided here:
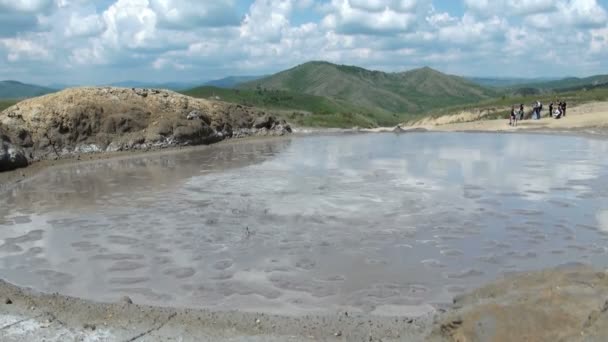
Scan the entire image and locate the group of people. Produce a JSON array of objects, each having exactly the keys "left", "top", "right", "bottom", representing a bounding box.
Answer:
[{"left": 509, "top": 100, "right": 567, "bottom": 126}]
